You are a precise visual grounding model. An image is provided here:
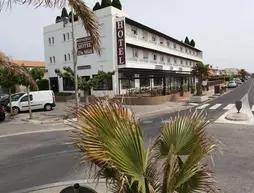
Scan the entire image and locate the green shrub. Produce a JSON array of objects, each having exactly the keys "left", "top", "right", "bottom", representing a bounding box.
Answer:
[
  {"left": 112, "top": 0, "right": 122, "bottom": 10},
  {"left": 101, "top": 0, "right": 111, "bottom": 8},
  {"left": 37, "top": 79, "right": 49, "bottom": 90},
  {"left": 93, "top": 2, "right": 101, "bottom": 11}
]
